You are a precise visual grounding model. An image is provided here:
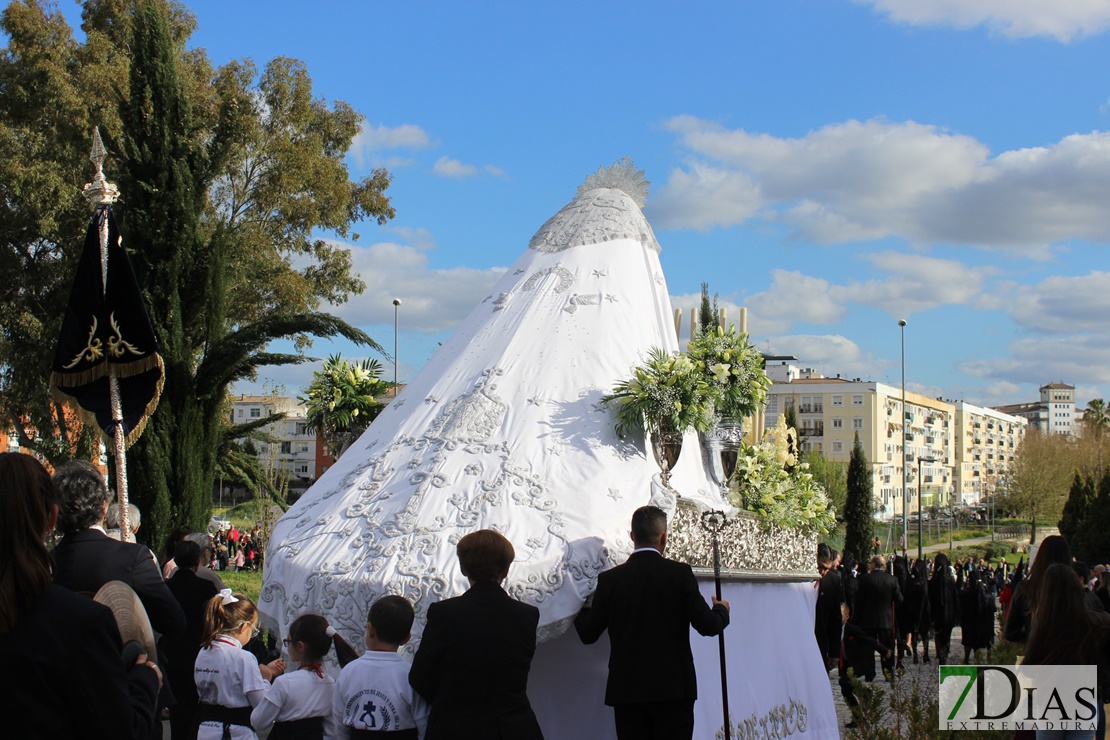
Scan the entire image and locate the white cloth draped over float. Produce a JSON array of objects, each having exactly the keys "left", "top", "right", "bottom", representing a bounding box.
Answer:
[{"left": 260, "top": 163, "right": 838, "bottom": 738}]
